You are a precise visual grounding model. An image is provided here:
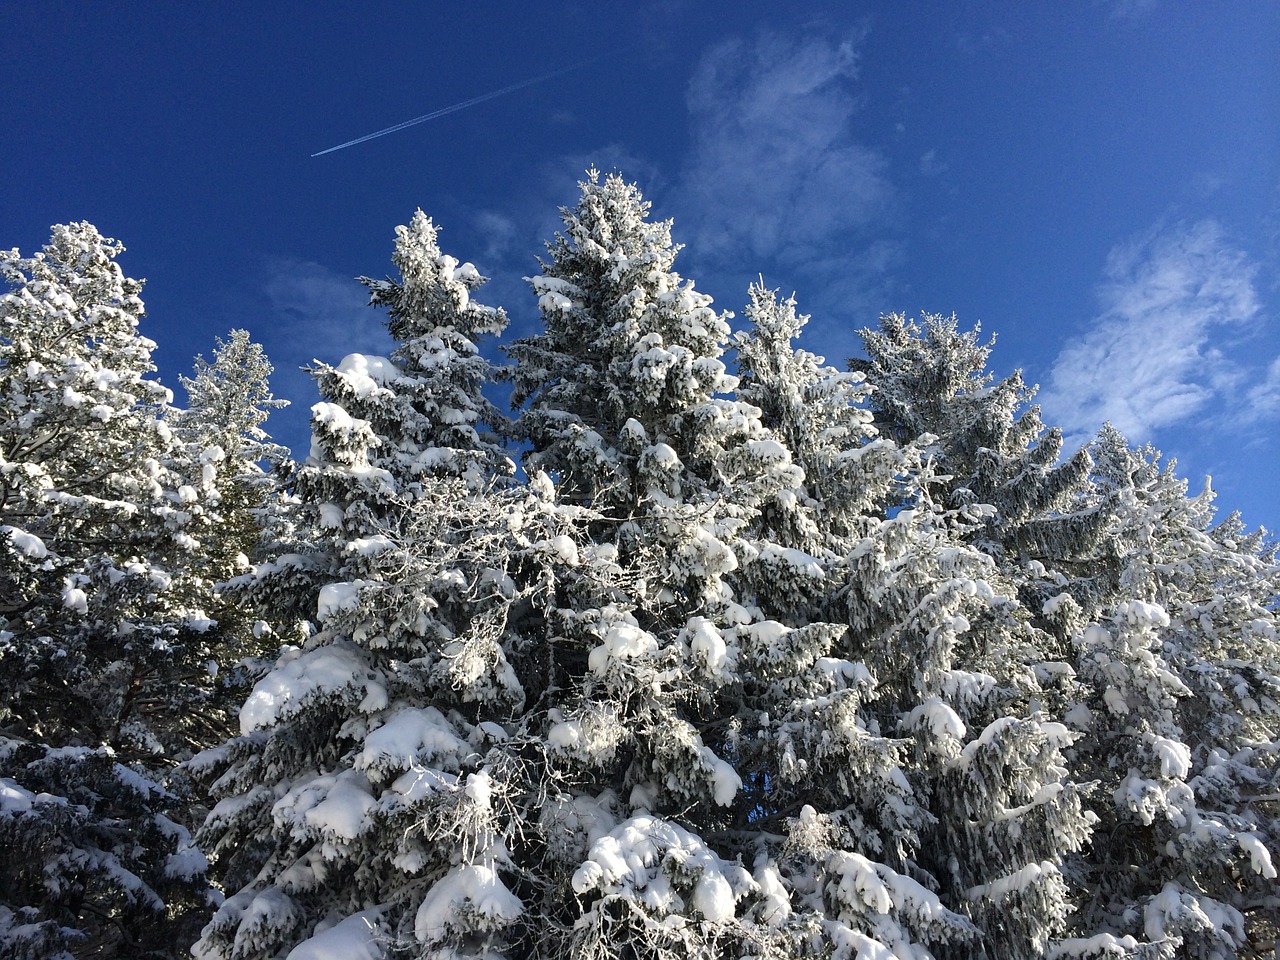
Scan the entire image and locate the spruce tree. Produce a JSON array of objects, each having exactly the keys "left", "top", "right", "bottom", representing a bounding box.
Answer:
[
  {"left": 1056, "top": 428, "right": 1280, "bottom": 958},
  {"left": 191, "top": 213, "right": 553, "bottom": 960},
  {"left": 171, "top": 329, "right": 291, "bottom": 708},
  {"left": 174, "top": 328, "right": 289, "bottom": 589},
  {"left": 506, "top": 172, "right": 988, "bottom": 960},
  {"left": 0, "top": 223, "right": 215, "bottom": 959},
  {"left": 733, "top": 281, "right": 901, "bottom": 562},
  {"left": 853, "top": 313, "right": 1106, "bottom": 577},
  {"left": 507, "top": 171, "right": 780, "bottom": 957}
]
